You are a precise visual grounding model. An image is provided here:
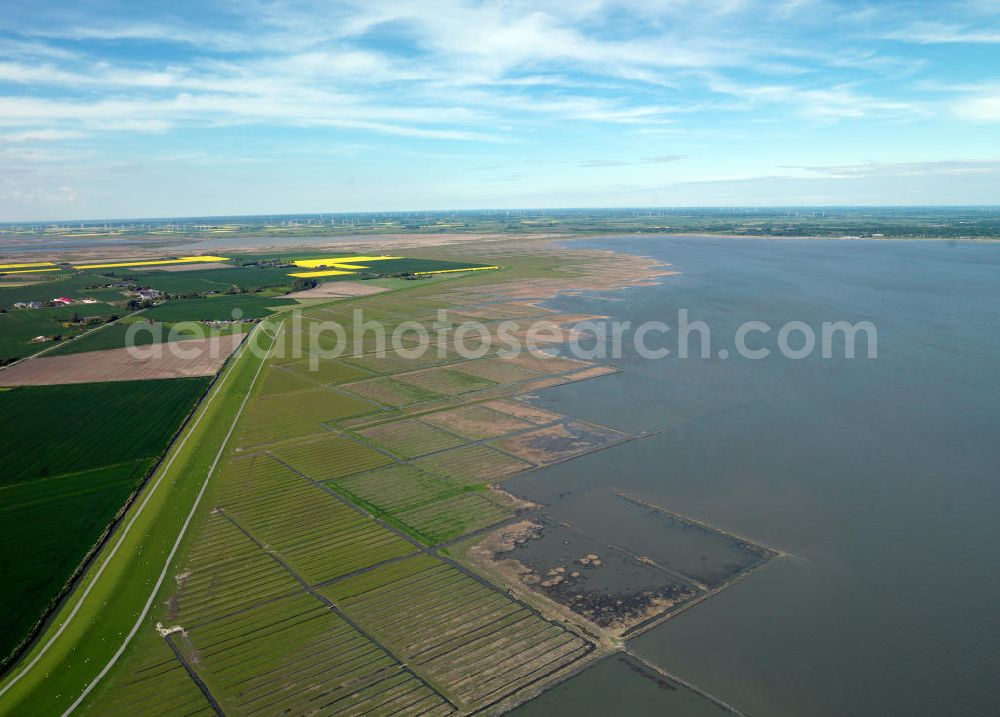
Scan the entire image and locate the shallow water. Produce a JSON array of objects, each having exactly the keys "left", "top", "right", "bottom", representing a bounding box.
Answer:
[
  {"left": 508, "top": 236, "right": 1000, "bottom": 716},
  {"left": 510, "top": 654, "right": 732, "bottom": 716}
]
